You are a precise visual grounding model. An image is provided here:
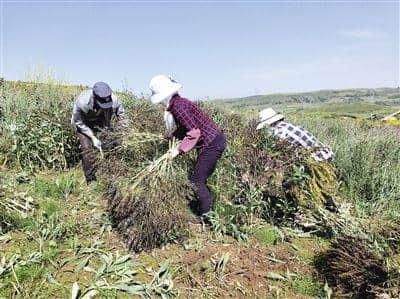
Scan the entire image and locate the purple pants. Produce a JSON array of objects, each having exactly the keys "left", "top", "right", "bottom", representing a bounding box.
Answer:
[{"left": 191, "top": 132, "right": 227, "bottom": 216}]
